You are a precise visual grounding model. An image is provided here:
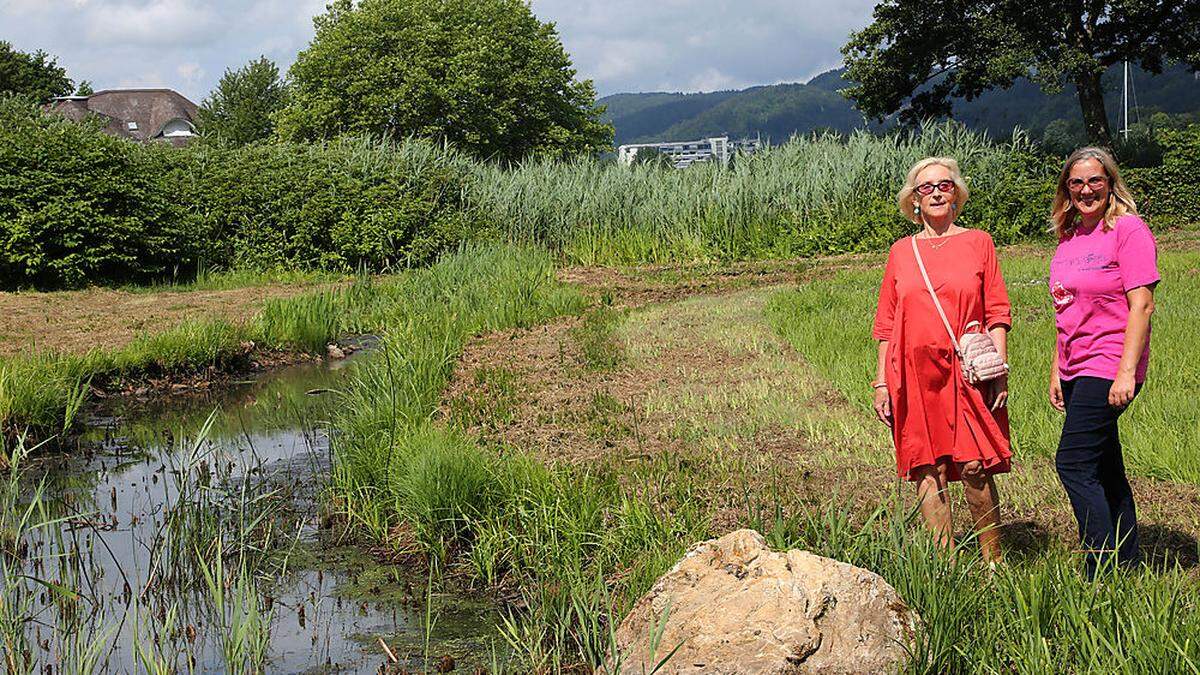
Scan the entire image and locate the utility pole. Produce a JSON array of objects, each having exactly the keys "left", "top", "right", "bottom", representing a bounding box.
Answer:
[{"left": 1121, "top": 61, "right": 1130, "bottom": 140}]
